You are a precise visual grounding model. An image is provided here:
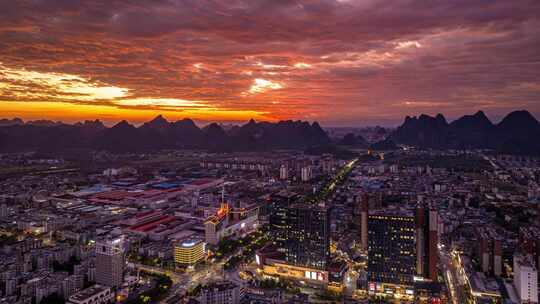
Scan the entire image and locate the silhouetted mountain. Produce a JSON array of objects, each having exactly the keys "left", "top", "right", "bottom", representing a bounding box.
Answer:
[
  {"left": 448, "top": 111, "right": 494, "bottom": 148},
  {"left": 497, "top": 110, "right": 539, "bottom": 135},
  {"left": 171, "top": 119, "right": 203, "bottom": 148},
  {"left": 27, "top": 120, "right": 64, "bottom": 127},
  {"left": 0, "top": 116, "right": 330, "bottom": 153},
  {"left": 389, "top": 110, "right": 540, "bottom": 155},
  {"left": 338, "top": 133, "right": 368, "bottom": 147},
  {"left": 75, "top": 119, "right": 105, "bottom": 129},
  {"left": 496, "top": 110, "right": 540, "bottom": 155},
  {"left": 390, "top": 113, "right": 450, "bottom": 148},
  {"left": 142, "top": 115, "right": 170, "bottom": 130},
  {"left": 225, "top": 119, "right": 330, "bottom": 151},
  {"left": 0, "top": 118, "right": 24, "bottom": 126},
  {"left": 94, "top": 120, "right": 139, "bottom": 152},
  {"left": 370, "top": 139, "right": 398, "bottom": 151},
  {"left": 202, "top": 123, "right": 228, "bottom": 151}
]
